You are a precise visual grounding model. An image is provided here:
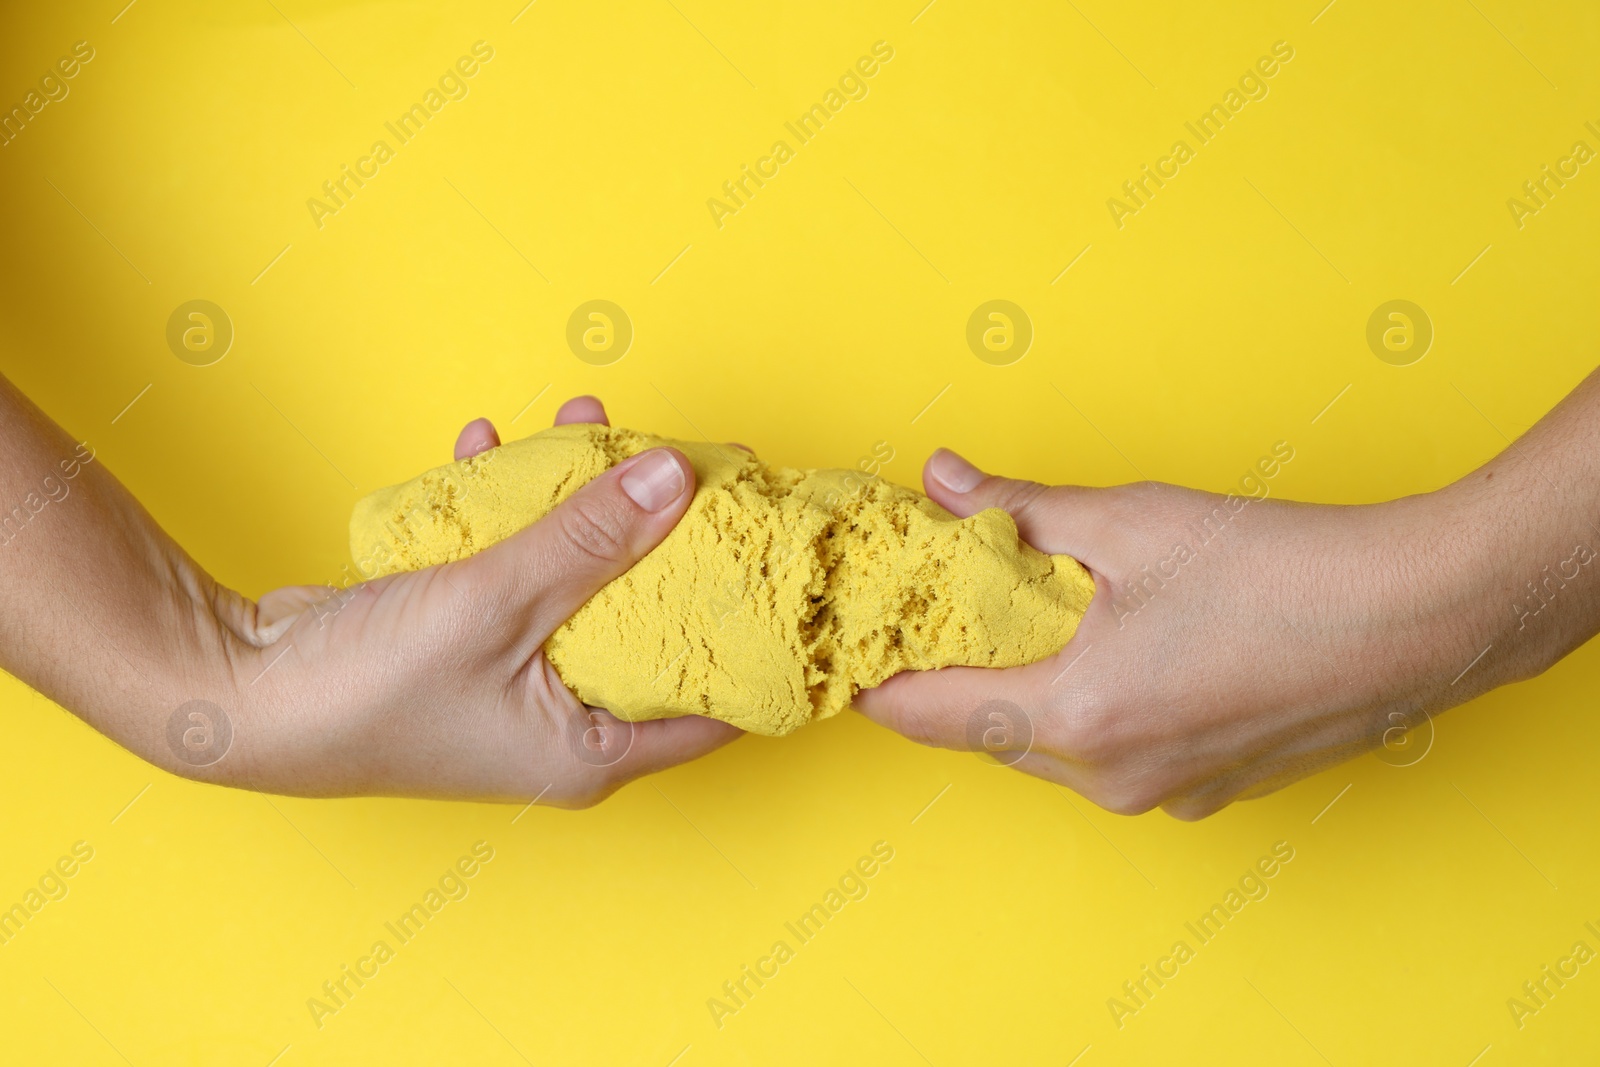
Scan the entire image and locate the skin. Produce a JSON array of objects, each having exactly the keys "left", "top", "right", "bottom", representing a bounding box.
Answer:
[
  {"left": 857, "top": 368, "right": 1600, "bottom": 819},
  {"left": 0, "top": 379, "right": 738, "bottom": 807},
  {"left": 7, "top": 371, "right": 1600, "bottom": 818}
]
